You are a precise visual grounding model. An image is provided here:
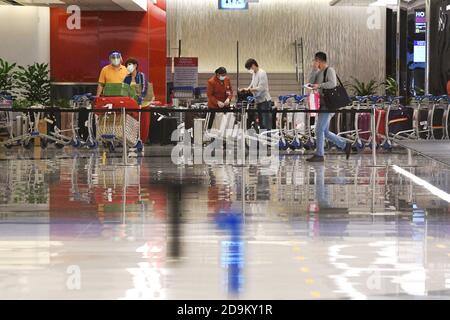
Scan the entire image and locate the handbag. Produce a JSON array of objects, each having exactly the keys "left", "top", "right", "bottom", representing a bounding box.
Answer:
[{"left": 322, "top": 68, "right": 351, "bottom": 111}]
